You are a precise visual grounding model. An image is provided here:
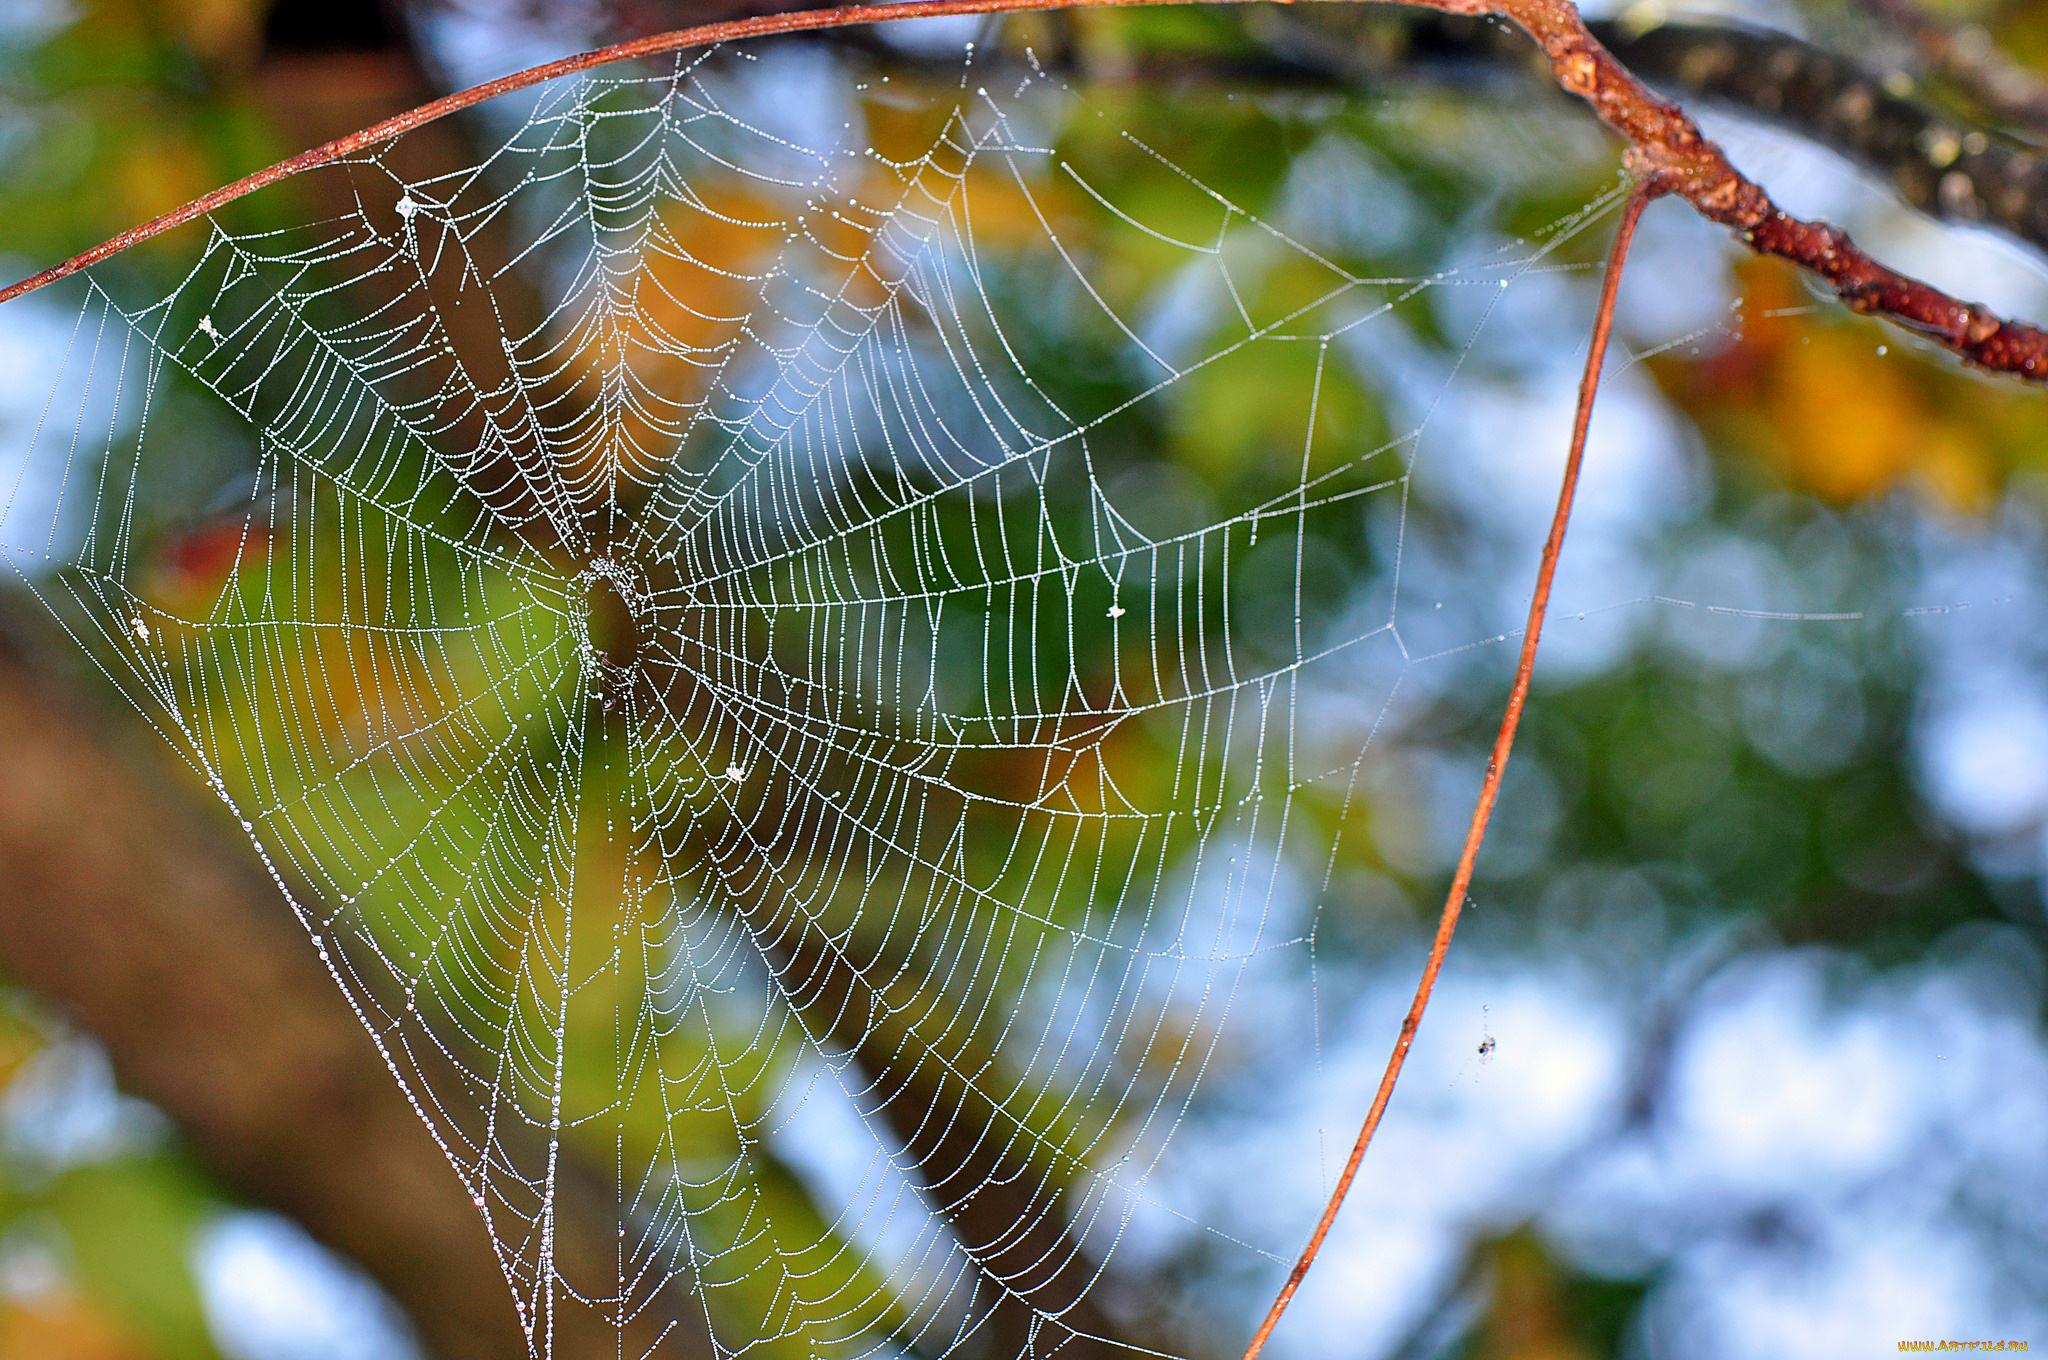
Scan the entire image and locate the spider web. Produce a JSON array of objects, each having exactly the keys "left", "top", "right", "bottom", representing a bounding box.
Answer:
[{"left": 0, "top": 37, "right": 1622, "bottom": 1359}]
